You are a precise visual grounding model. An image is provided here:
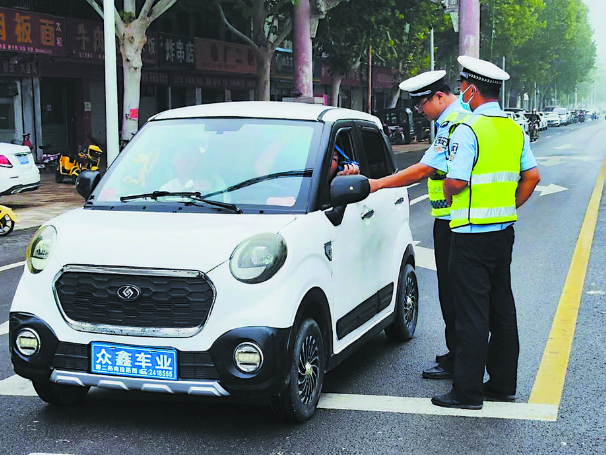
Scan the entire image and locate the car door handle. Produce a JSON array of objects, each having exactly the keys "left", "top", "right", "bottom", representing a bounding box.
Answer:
[
  {"left": 394, "top": 197, "right": 405, "bottom": 205},
  {"left": 361, "top": 209, "right": 374, "bottom": 220}
]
